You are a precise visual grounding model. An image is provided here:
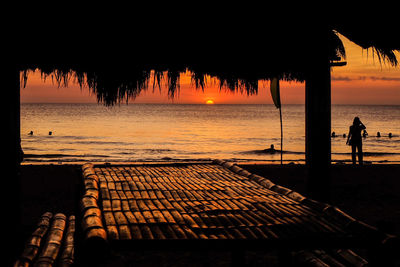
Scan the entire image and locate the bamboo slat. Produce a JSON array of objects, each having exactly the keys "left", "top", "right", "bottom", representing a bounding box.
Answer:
[
  {"left": 80, "top": 196, "right": 98, "bottom": 212},
  {"left": 118, "top": 225, "right": 132, "bottom": 240},
  {"left": 129, "top": 225, "right": 143, "bottom": 239},
  {"left": 79, "top": 162, "right": 381, "bottom": 249},
  {"left": 140, "top": 225, "right": 154, "bottom": 239},
  {"left": 334, "top": 249, "right": 369, "bottom": 266},
  {"left": 35, "top": 213, "right": 66, "bottom": 266},
  {"left": 59, "top": 215, "right": 75, "bottom": 266},
  {"left": 293, "top": 250, "right": 331, "bottom": 267},
  {"left": 15, "top": 212, "right": 53, "bottom": 266},
  {"left": 106, "top": 225, "right": 119, "bottom": 240}
]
